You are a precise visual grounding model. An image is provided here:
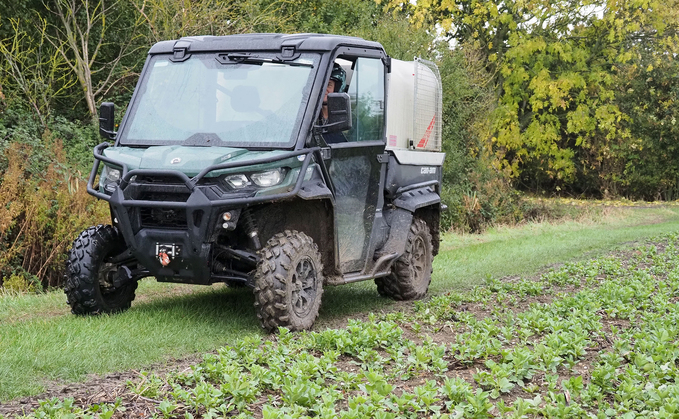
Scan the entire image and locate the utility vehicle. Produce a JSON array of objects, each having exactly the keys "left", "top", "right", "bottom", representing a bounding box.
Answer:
[{"left": 65, "top": 33, "right": 445, "bottom": 331}]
